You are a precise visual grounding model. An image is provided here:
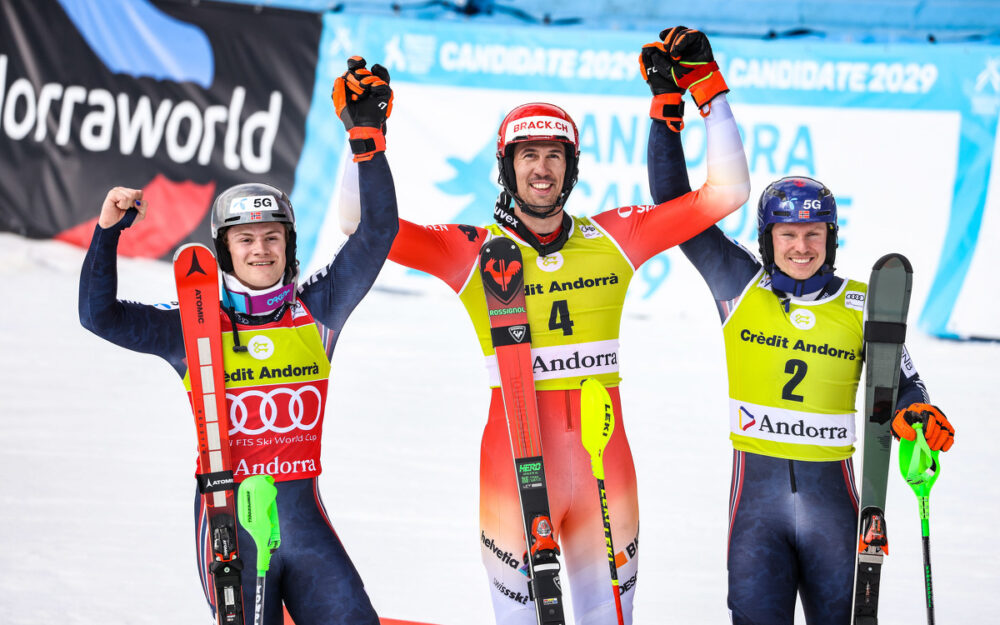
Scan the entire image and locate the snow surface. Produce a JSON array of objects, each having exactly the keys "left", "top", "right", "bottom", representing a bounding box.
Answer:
[{"left": 1, "top": 233, "right": 997, "bottom": 624}]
